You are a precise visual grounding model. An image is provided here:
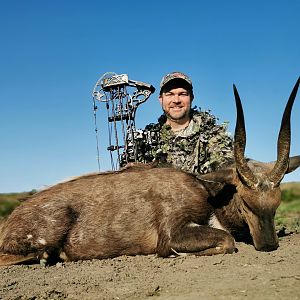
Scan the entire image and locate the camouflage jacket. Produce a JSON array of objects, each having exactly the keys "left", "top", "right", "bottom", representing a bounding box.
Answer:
[{"left": 122, "top": 109, "right": 234, "bottom": 174}]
